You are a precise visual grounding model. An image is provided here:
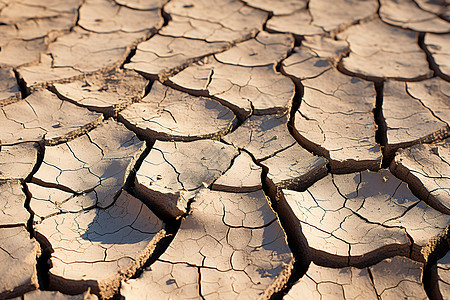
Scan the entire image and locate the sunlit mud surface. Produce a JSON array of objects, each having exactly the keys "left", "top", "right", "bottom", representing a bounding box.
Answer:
[{"left": 0, "top": 0, "right": 449, "bottom": 299}]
